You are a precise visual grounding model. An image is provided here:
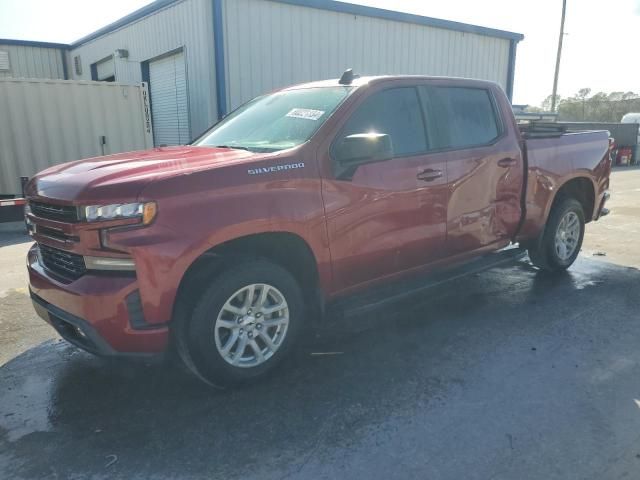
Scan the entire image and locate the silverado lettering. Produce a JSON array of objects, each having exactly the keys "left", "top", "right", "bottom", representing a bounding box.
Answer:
[{"left": 247, "top": 162, "right": 305, "bottom": 175}]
